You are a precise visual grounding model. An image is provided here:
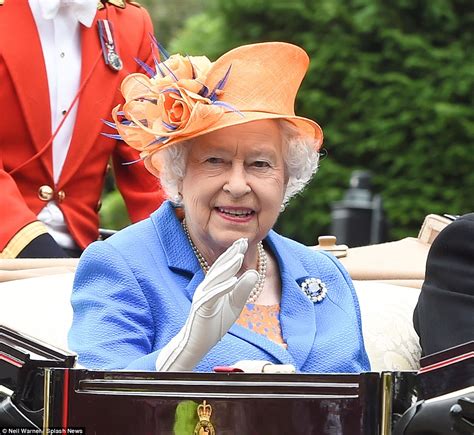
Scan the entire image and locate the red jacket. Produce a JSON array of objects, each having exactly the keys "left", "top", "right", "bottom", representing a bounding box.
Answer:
[{"left": 0, "top": 1, "right": 165, "bottom": 254}]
